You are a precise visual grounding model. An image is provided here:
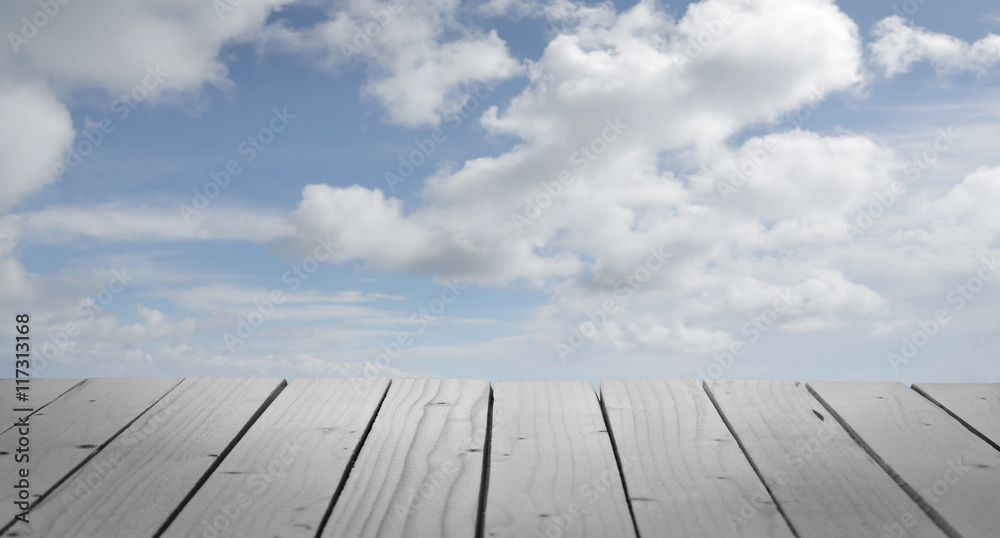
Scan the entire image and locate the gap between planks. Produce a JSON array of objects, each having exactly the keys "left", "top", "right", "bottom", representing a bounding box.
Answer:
[
  {"left": 8, "top": 378, "right": 997, "bottom": 538},
  {"left": 312, "top": 380, "right": 393, "bottom": 538}
]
